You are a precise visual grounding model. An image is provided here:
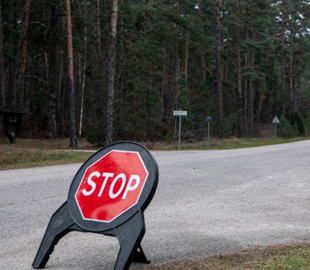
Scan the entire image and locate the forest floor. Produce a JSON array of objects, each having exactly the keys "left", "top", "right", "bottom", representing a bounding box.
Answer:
[
  {"left": 132, "top": 242, "right": 310, "bottom": 270},
  {"left": 0, "top": 136, "right": 308, "bottom": 170}
]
